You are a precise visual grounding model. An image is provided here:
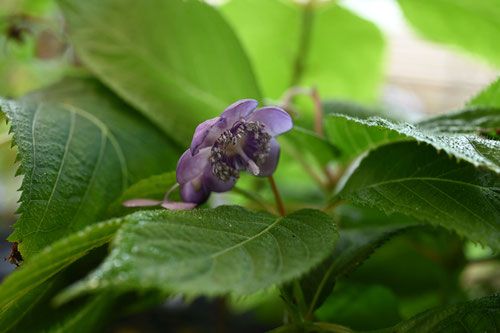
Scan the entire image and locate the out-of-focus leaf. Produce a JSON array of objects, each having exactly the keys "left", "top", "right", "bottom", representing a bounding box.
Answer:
[
  {"left": 58, "top": 0, "right": 262, "bottom": 144},
  {"left": 283, "top": 126, "right": 339, "bottom": 166},
  {"left": 0, "top": 219, "right": 122, "bottom": 315},
  {"left": 367, "top": 293, "right": 500, "bottom": 333},
  {"left": 107, "top": 171, "right": 178, "bottom": 217},
  {"left": 2, "top": 78, "right": 180, "bottom": 258},
  {"left": 221, "top": 0, "right": 384, "bottom": 102},
  {"left": 340, "top": 141, "right": 500, "bottom": 251},
  {"left": 299, "top": 211, "right": 415, "bottom": 314},
  {"left": 315, "top": 284, "right": 401, "bottom": 330},
  {"left": 468, "top": 77, "right": 500, "bottom": 108},
  {"left": 397, "top": 0, "right": 500, "bottom": 66},
  {"left": 57, "top": 206, "right": 338, "bottom": 302},
  {"left": 325, "top": 112, "right": 500, "bottom": 171}
]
